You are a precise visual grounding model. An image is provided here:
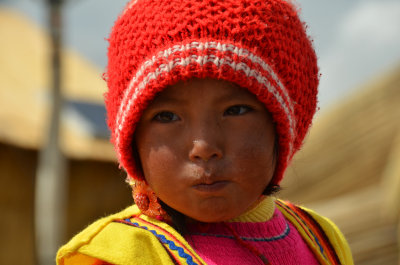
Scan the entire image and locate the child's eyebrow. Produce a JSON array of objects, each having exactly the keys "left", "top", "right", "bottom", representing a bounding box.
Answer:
[
  {"left": 150, "top": 96, "right": 187, "bottom": 107},
  {"left": 213, "top": 89, "right": 257, "bottom": 104}
]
